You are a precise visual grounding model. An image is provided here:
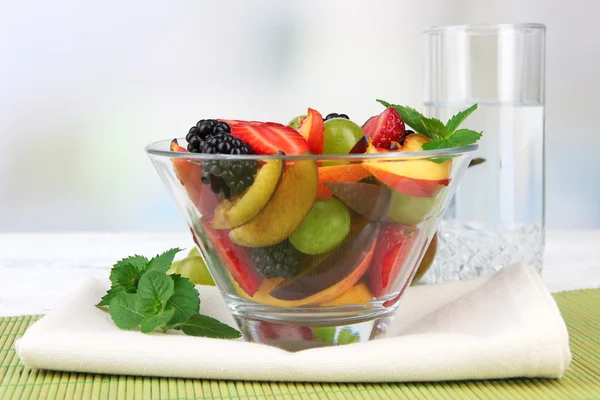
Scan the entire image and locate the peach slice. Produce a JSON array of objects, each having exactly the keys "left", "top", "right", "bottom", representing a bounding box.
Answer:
[
  {"left": 211, "top": 157, "right": 284, "bottom": 229},
  {"left": 319, "top": 283, "right": 373, "bottom": 306},
  {"left": 363, "top": 135, "right": 451, "bottom": 198},
  {"left": 298, "top": 108, "right": 324, "bottom": 154},
  {"left": 315, "top": 164, "right": 372, "bottom": 200},
  {"left": 229, "top": 157, "right": 318, "bottom": 247},
  {"left": 170, "top": 139, "right": 219, "bottom": 215}
]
